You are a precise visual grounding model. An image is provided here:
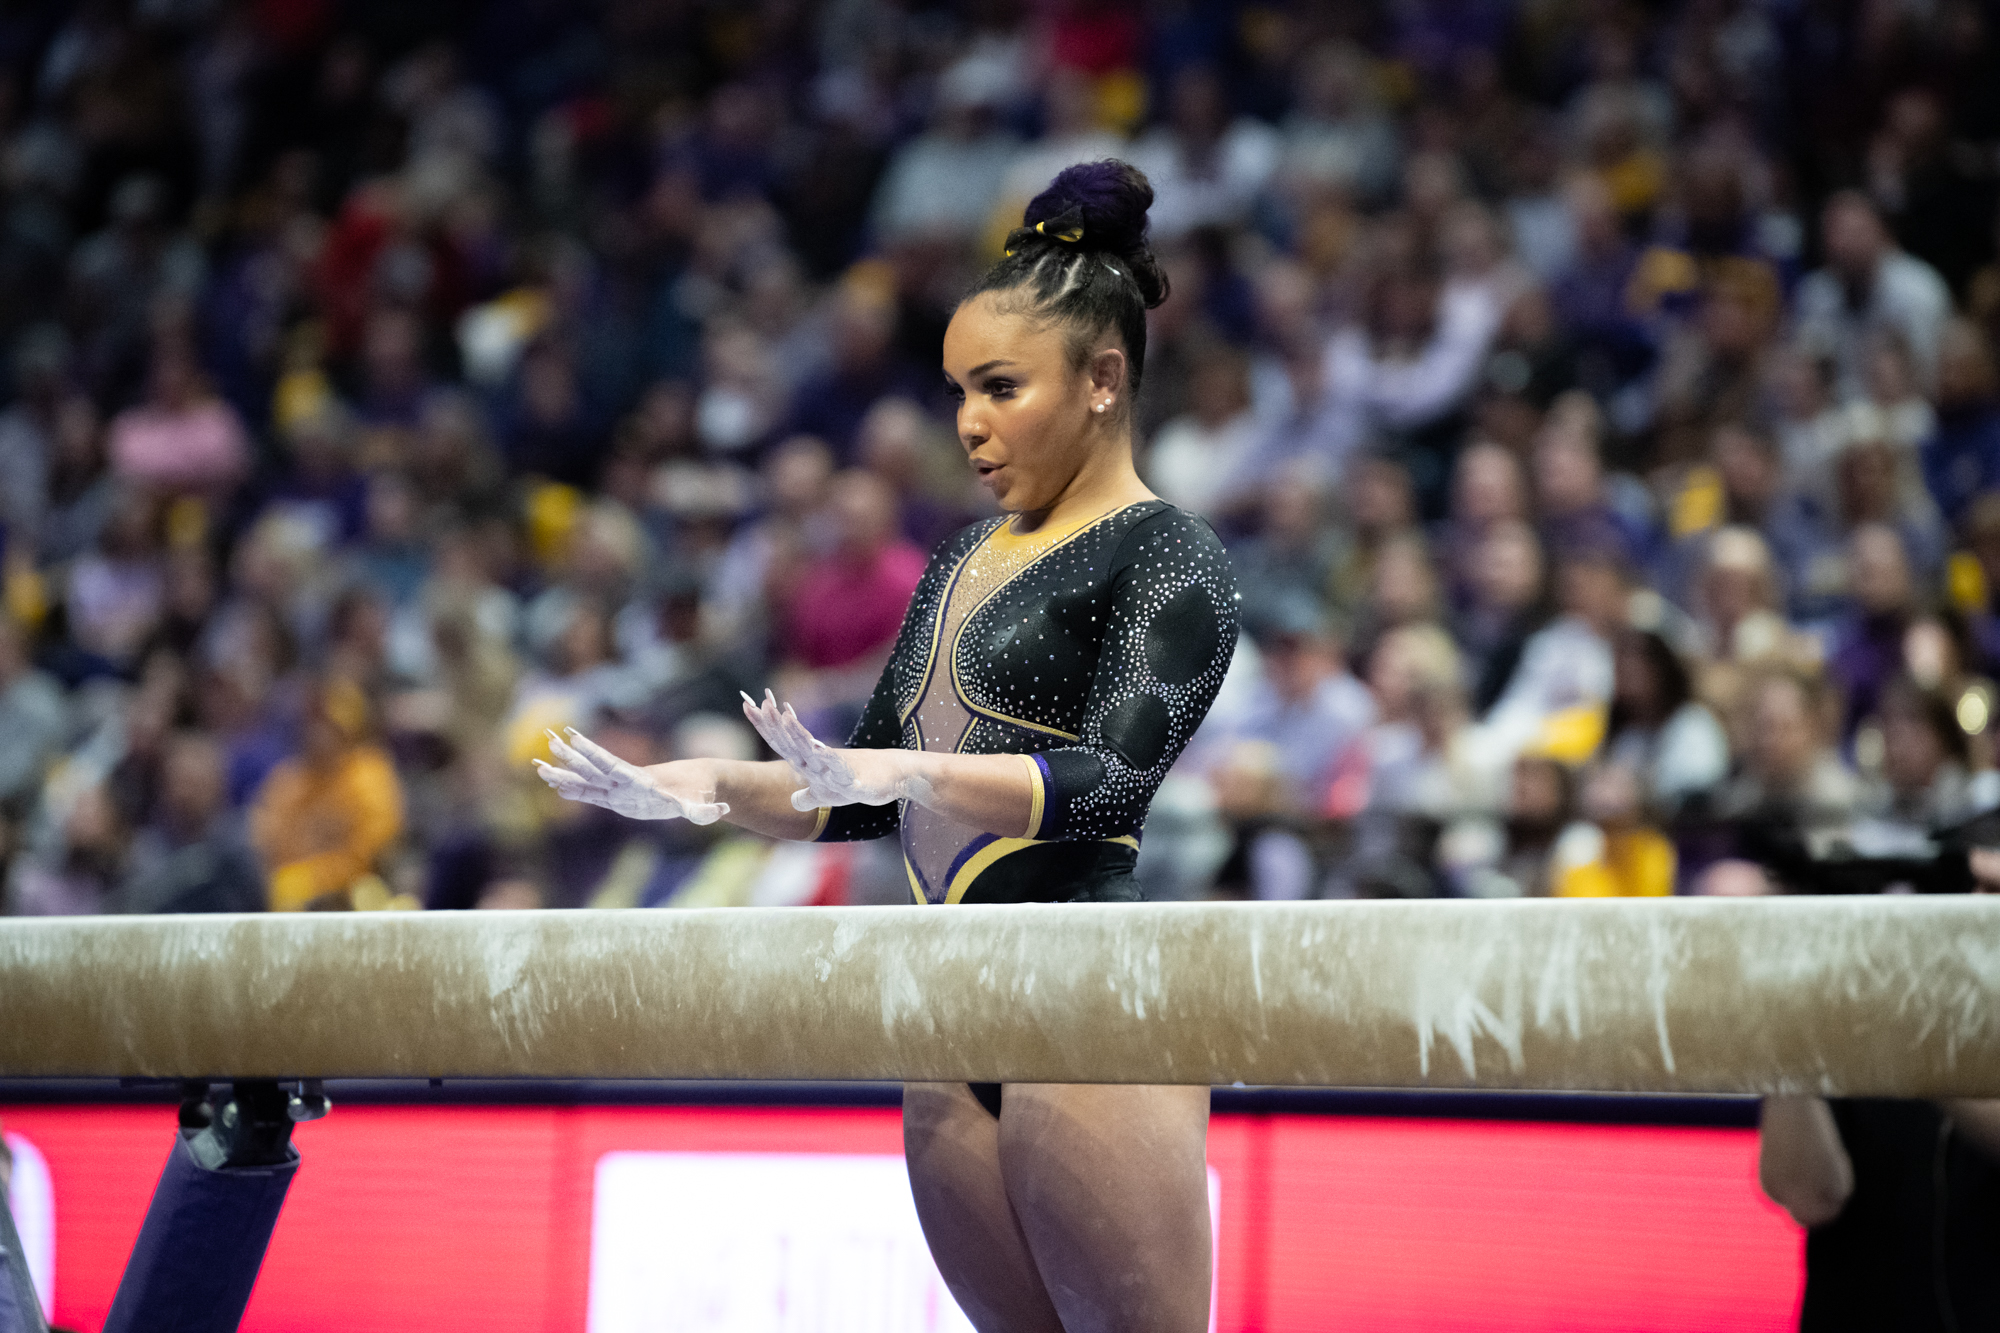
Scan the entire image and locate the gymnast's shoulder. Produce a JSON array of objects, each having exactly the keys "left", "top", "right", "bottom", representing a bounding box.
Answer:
[{"left": 1112, "top": 500, "right": 1236, "bottom": 577}]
